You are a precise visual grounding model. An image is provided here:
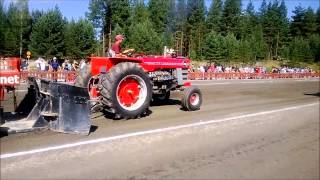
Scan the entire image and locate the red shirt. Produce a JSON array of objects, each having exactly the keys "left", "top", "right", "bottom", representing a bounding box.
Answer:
[{"left": 111, "top": 41, "right": 121, "bottom": 54}]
